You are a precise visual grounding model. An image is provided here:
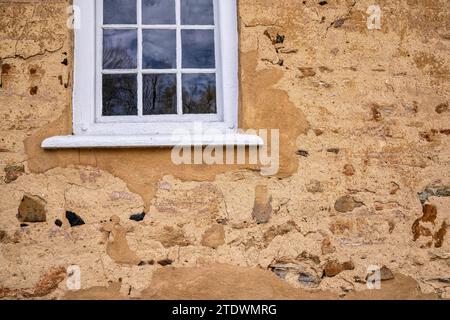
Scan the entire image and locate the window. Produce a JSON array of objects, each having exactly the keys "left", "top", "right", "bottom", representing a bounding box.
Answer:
[{"left": 42, "top": 0, "right": 262, "bottom": 148}]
